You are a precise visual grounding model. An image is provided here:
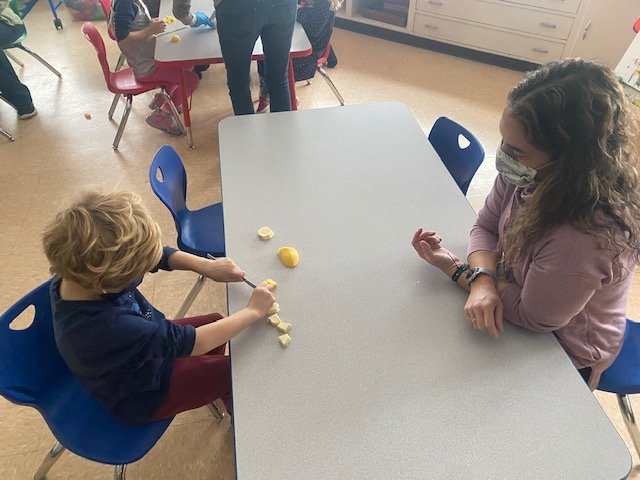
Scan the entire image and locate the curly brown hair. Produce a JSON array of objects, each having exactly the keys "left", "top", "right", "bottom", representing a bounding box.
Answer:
[{"left": 502, "top": 58, "right": 640, "bottom": 281}]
